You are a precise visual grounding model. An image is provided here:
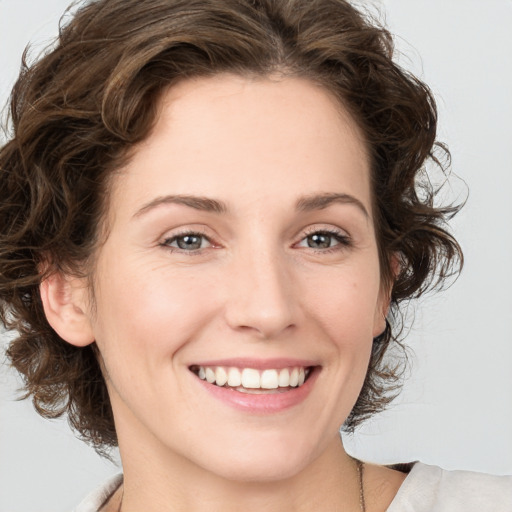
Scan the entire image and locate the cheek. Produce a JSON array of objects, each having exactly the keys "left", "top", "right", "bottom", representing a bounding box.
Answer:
[
  {"left": 91, "top": 261, "right": 220, "bottom": 365},
  {"left": 302, "top": 265, "right": 382, "bottom": 338}
]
